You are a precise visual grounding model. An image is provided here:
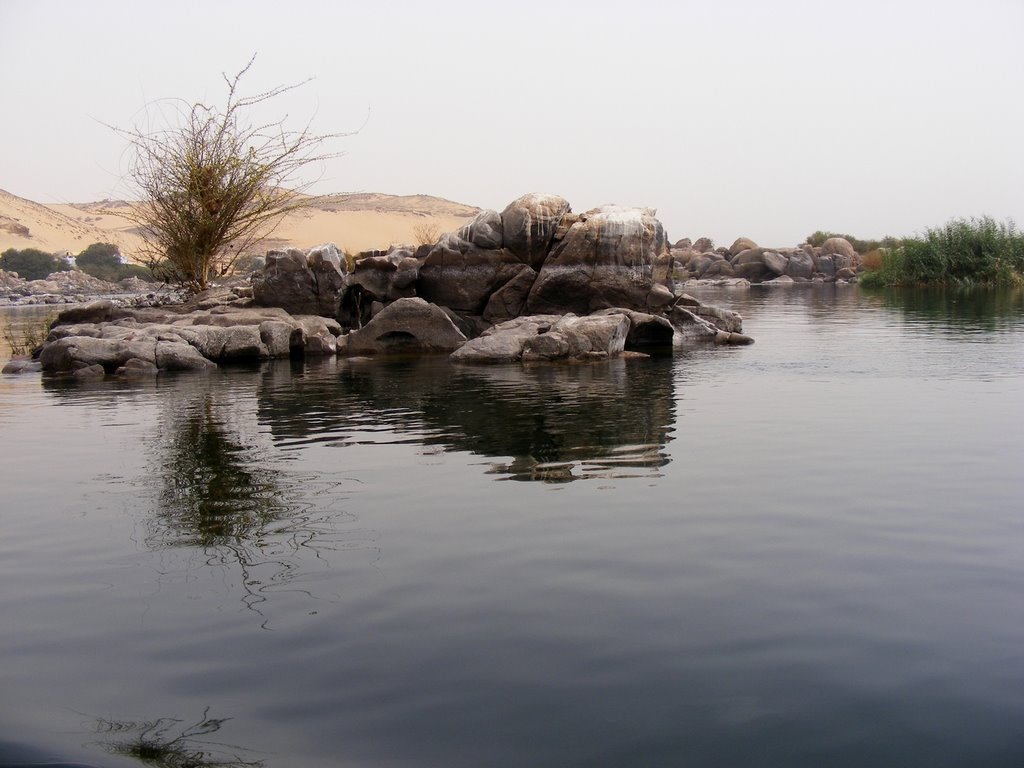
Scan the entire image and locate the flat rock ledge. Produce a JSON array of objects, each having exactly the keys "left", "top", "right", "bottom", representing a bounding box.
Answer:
[{"left": 33, "top": 294, "right": 343, "bottom": 376}]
